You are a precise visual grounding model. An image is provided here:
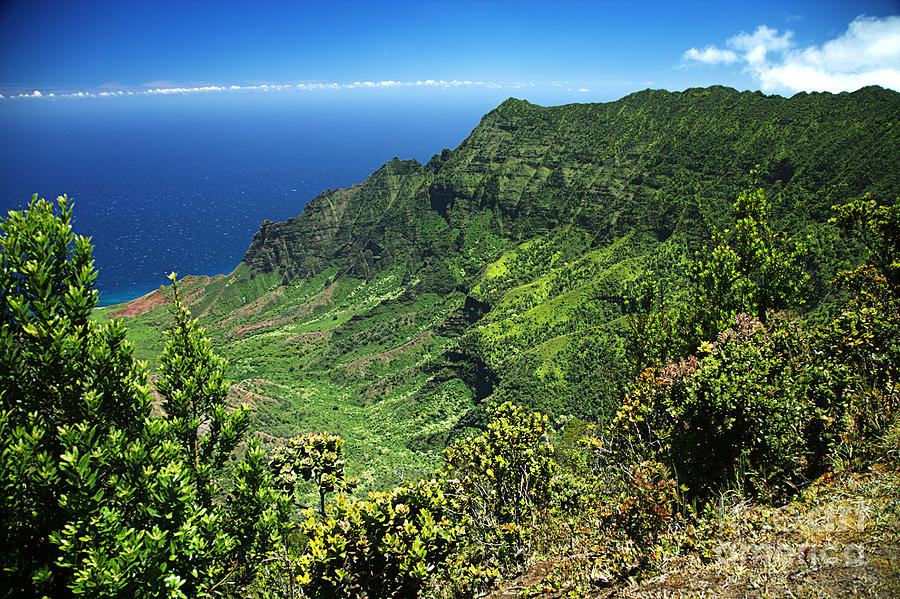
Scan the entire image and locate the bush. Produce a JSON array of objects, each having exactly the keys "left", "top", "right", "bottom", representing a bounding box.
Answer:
[
  {"left": 821, "top": 197, "right": 900, "bottom": 465},
  {"left": 293, "top": 480, "right": 458, "bottom": 599},
  {"left": 270, "top": 432, "right": 358, "bottom": 516},
  {"left": 441, "top": 402, "right": 555, "bottom": 572},
  {"left": 612, "top": 313, "right": 839, "bottom": 504}
]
